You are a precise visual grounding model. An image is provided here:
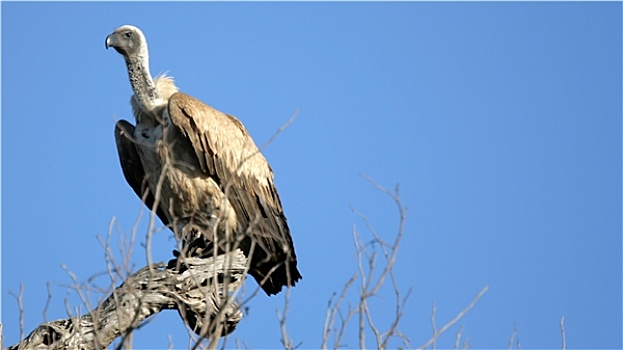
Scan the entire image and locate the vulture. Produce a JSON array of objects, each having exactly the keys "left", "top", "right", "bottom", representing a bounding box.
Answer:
[{"left": 105, "top": 25, "right": 301, "bottom": 296}]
